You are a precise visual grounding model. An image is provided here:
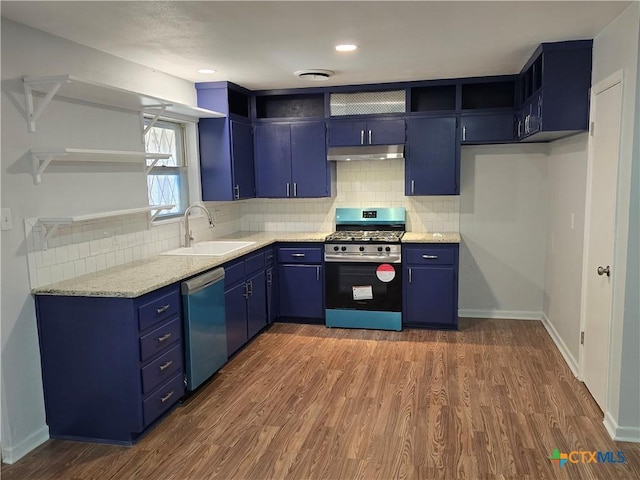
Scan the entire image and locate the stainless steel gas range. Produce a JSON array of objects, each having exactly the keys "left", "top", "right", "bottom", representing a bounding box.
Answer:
[{"left": 324, "top": 207, "right": 405, "bottom": 331}]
